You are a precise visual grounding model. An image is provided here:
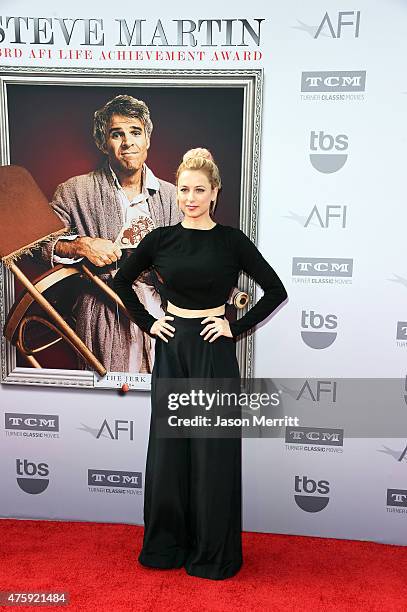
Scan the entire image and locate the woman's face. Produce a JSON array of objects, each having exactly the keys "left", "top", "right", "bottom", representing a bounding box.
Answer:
[{"left": 177, "top": 169, "right": 218, "bottom": 220}]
